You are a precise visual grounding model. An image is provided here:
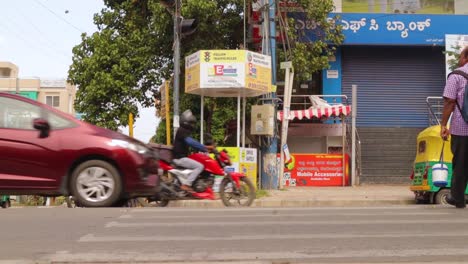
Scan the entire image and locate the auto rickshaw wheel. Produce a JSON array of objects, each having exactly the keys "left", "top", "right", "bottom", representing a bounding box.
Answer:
[{"left": 435, "top": 188, "right": 451, "bottom": 205}]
